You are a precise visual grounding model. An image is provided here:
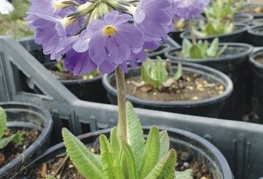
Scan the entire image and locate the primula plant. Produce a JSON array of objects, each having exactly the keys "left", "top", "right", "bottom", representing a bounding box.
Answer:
[
  {"left": 181, "top": 38, "right": 227, "bottom": 59},
  {"left": 24, "top": 0, "right": 208, "bottom": 178},
  {"left": 139, "top": 57, "right": 182, "bottom": 91},
  {"left": 0, "top": 107, "right": 25, "bottom": 150},
  {"left": 194, "top": 0, "right": 244, "bottom": 37}
]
